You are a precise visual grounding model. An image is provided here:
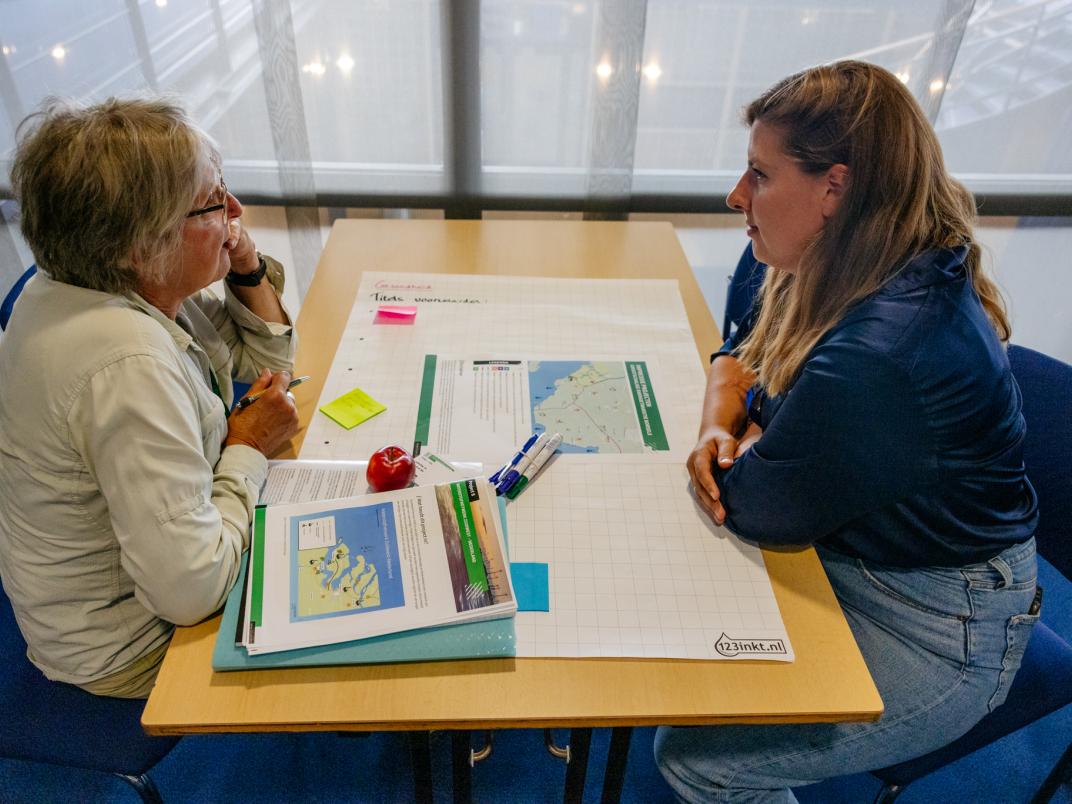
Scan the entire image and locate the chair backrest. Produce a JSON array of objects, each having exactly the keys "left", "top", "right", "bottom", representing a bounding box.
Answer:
[
  {"left": 1008, "top": 344, "right": 1072, "bottom": 581},
  {"left": 871, "top": 344, "right": 1072, "bottom": 797},
  {"left": 1, "top": 265, "right": 38, "bottom": 331},
  {"left": 722, "top": 243, "right": 767, "bottom": 342}
]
